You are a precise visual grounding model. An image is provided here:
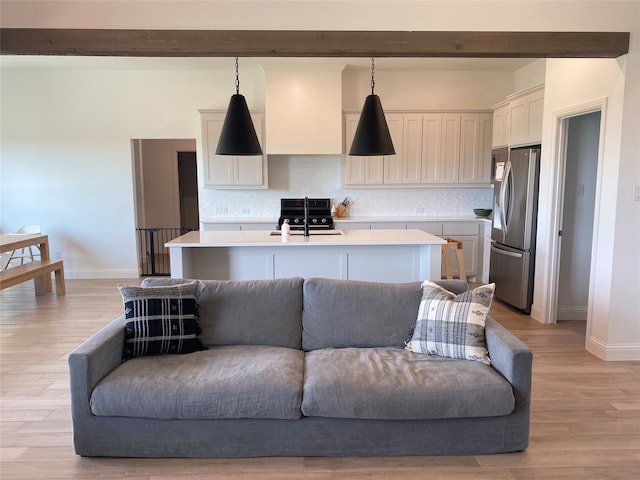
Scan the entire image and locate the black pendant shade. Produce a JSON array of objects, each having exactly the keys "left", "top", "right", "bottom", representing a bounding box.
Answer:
[
  {"left": 215, "top": 93, "right": 263, "bottom": 156},
  {"left": 349, "top": 94, "right": 395, "bottom": 156}
]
